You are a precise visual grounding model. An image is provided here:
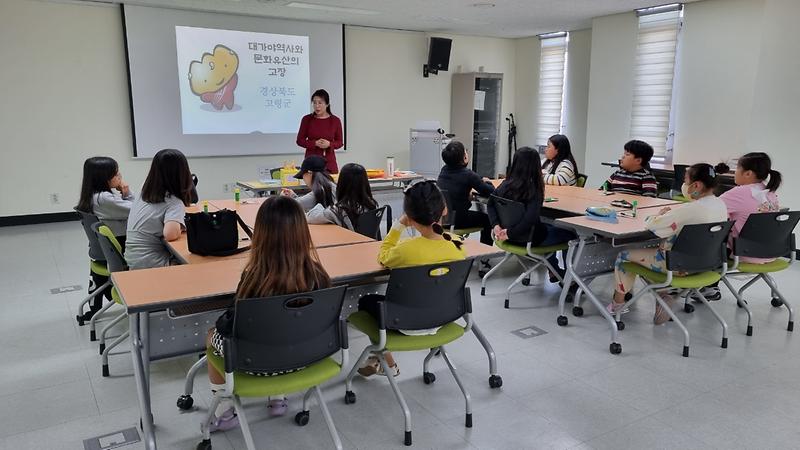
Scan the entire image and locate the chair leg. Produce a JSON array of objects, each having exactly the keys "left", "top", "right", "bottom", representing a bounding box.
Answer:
[
  {"left": 377, "top": 353, "right": 412, "bottom": 446},
  {"left": 314, "top": 385, "right": 344, "bottom": 450},
  {"left": 422, "top": 348, "right": 437, "bottom": 375},
  {"left": 178, "top": 355, "right": 207, "bottom": 410},
  {"left": 653, "top": 291, "right": 691, "bottom": 357},
  {"left": 762, "top": 274, "right": 794, "bottom": 331},
  {"left": 76, "top": 280, "right": 110, "bottom": 325},
  {"left": 690, "top": 289, "right": 729, "bottom": 348},
  {"left": 199, "top": 394, "right": 222, "bottom": 442},
  {"left": 480, "top": 253, "right": 512, "bottom": 295},
  {"left": 469, "top": 321, "right": 502, "bottom": 388},
  {"left": 101, "top": 330, "right": 129, "bottom": 377},
  {"left": 438, "top": 346, "right": 472, "bottom": 428},
  {"left": 721, "top": 276, "right": 754, "bottom": 336},
  {"left": 89, "top": 299, "right": 117, "bottom": 341},
  {"left": 345, "top": 345, "right": 376, "bottom": 393},
  {"left": 302, "top": 387, "right": 314, "bottom": 411},
  {"left": 504, "top": 264, "right": 540, "bottom": 309},
  {"left": 232, "top": 395, "right": 257, "bottom": 450},
  {"left": 99, "top": 311, "right": 127, "bottom": 354}
]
